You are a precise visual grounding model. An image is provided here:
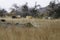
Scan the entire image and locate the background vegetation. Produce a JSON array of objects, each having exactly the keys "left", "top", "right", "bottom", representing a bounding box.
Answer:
[{"left": 0, "top": 0, "right": 60, "bottom": 19}]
